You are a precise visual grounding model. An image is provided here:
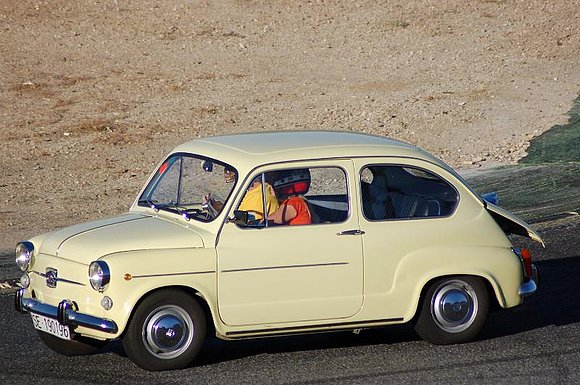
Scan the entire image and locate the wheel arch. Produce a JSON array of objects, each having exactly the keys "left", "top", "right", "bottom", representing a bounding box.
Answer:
[
  {"left": 412, "top": 273, "right": 500, "bottom": 322},
  {"left": 391, "top": 246, "right": 519, "bottom": 322},
  {"left": 118, "top": 285, "right": 216, "bottom": 339},
  {"left": 413, "top": 274, "right": 493, "bottom": 344}
]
